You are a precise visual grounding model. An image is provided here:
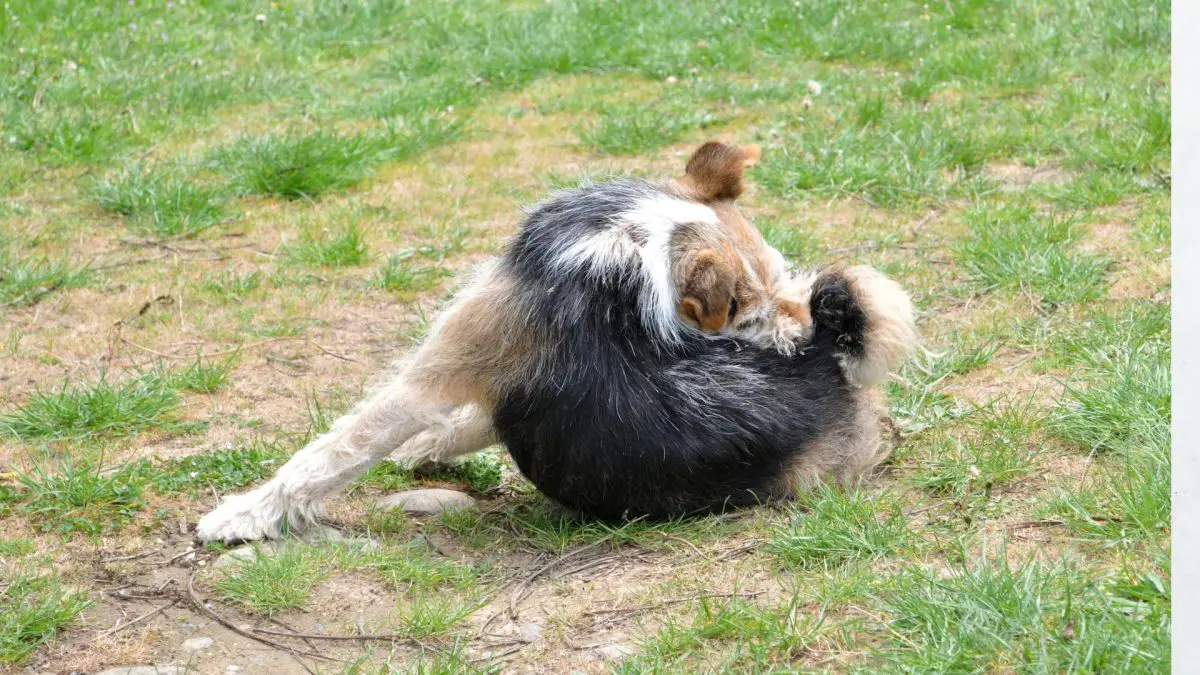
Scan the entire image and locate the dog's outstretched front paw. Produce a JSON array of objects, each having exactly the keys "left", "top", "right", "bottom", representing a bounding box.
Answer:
[{"left": 195, "top": 492, "right": 283, "bottom": 544}]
